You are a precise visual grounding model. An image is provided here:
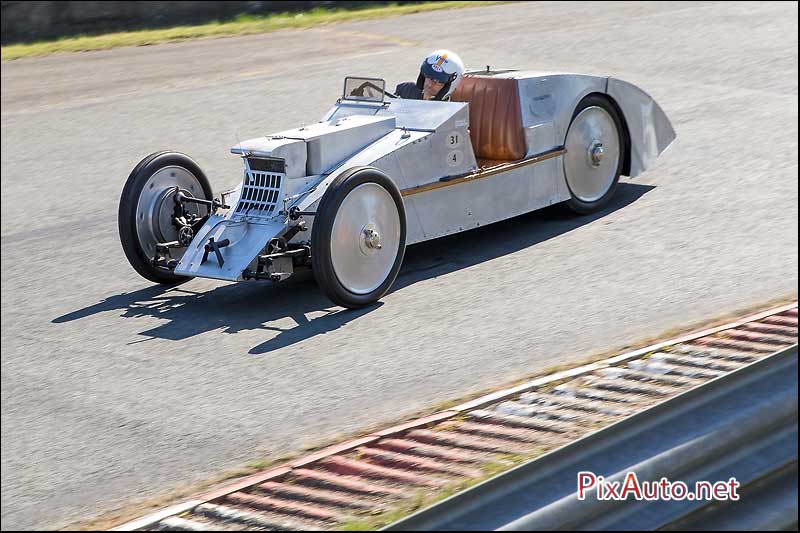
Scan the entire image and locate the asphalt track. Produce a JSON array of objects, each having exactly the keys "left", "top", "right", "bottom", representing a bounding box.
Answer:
[{"left": 1, "top": 1, "right": 797, "bottom": 529}]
